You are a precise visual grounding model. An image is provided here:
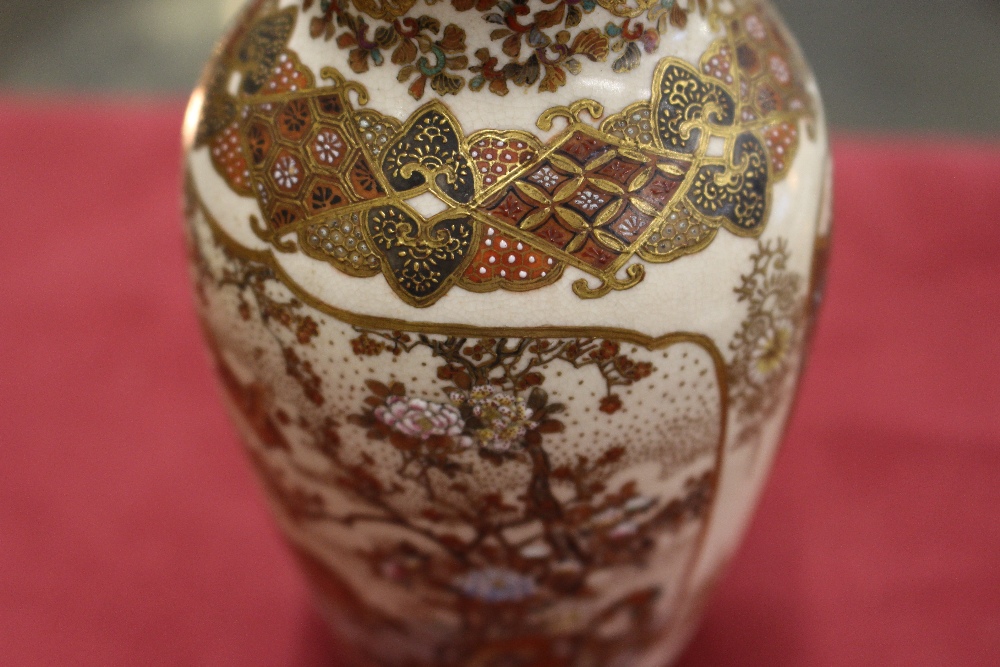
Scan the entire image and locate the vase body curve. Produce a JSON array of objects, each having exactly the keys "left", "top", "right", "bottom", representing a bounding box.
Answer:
[{"left": 182, "top": 0, "right": 831, "bottom": 664}]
